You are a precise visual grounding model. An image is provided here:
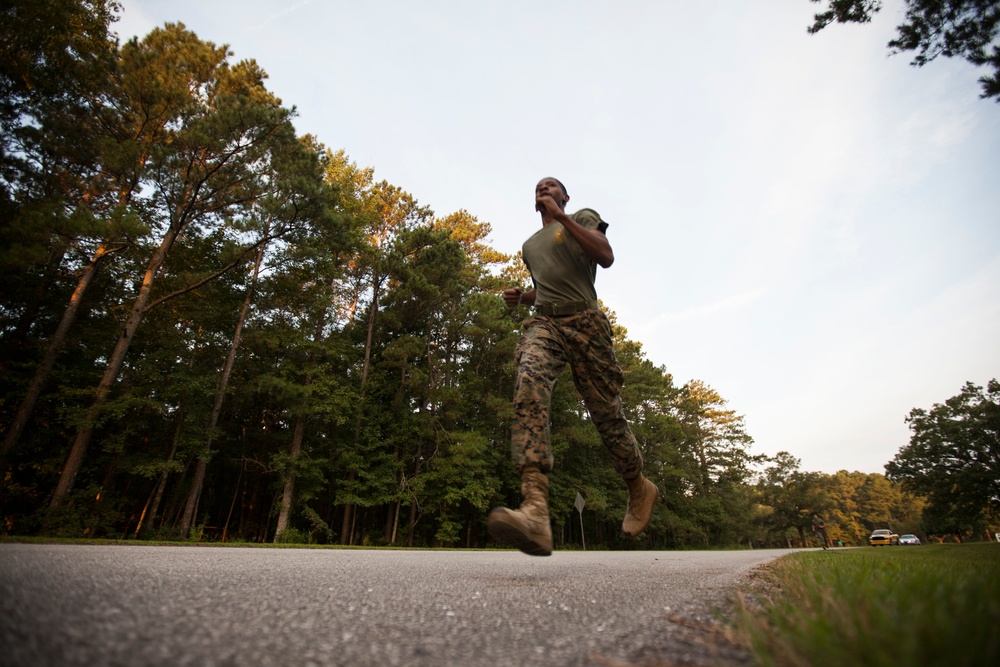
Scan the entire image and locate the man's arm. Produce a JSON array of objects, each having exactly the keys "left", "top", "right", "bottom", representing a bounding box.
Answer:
[
  {"left": 503, "top": 287, "right": 536, "bottom": 307},
  {"left": 536, "top": 196, "right": 614, "bottom": 268}
]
